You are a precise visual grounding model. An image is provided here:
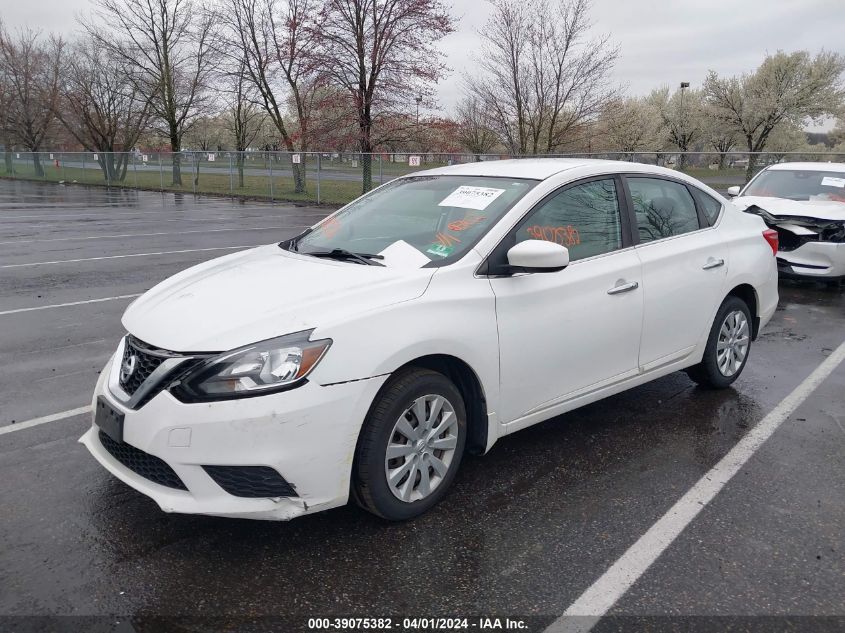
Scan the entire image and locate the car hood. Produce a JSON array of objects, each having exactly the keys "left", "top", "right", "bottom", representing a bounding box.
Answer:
[
  {"left": 122, "top": 245, "right": 435, "bottom": 352},
  {"left": 733, "top": 196, "right": 845, "bottom": 221}
]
